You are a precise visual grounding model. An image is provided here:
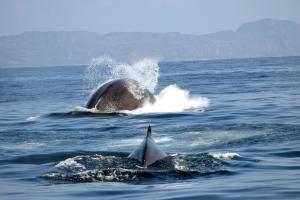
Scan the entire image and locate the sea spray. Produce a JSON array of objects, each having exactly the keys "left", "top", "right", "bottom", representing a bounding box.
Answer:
[{"left": 86, "top": 57, "right": 159, "bottom": 93}]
